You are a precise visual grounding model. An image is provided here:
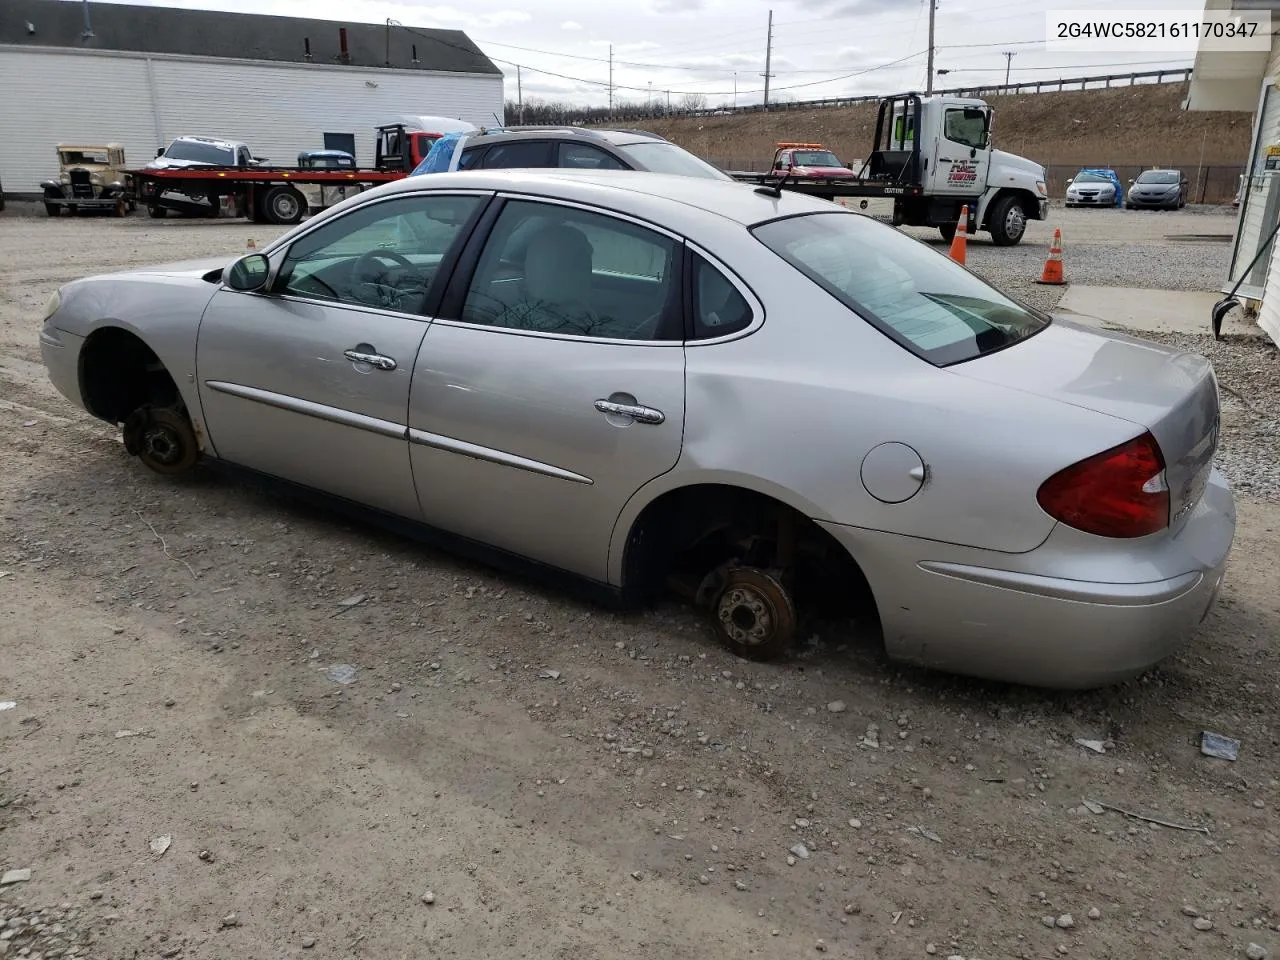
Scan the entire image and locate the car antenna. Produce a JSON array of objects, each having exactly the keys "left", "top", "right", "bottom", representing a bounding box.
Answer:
[{"left": 755, "top": 164, "right": 794, "bottom": 199}]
